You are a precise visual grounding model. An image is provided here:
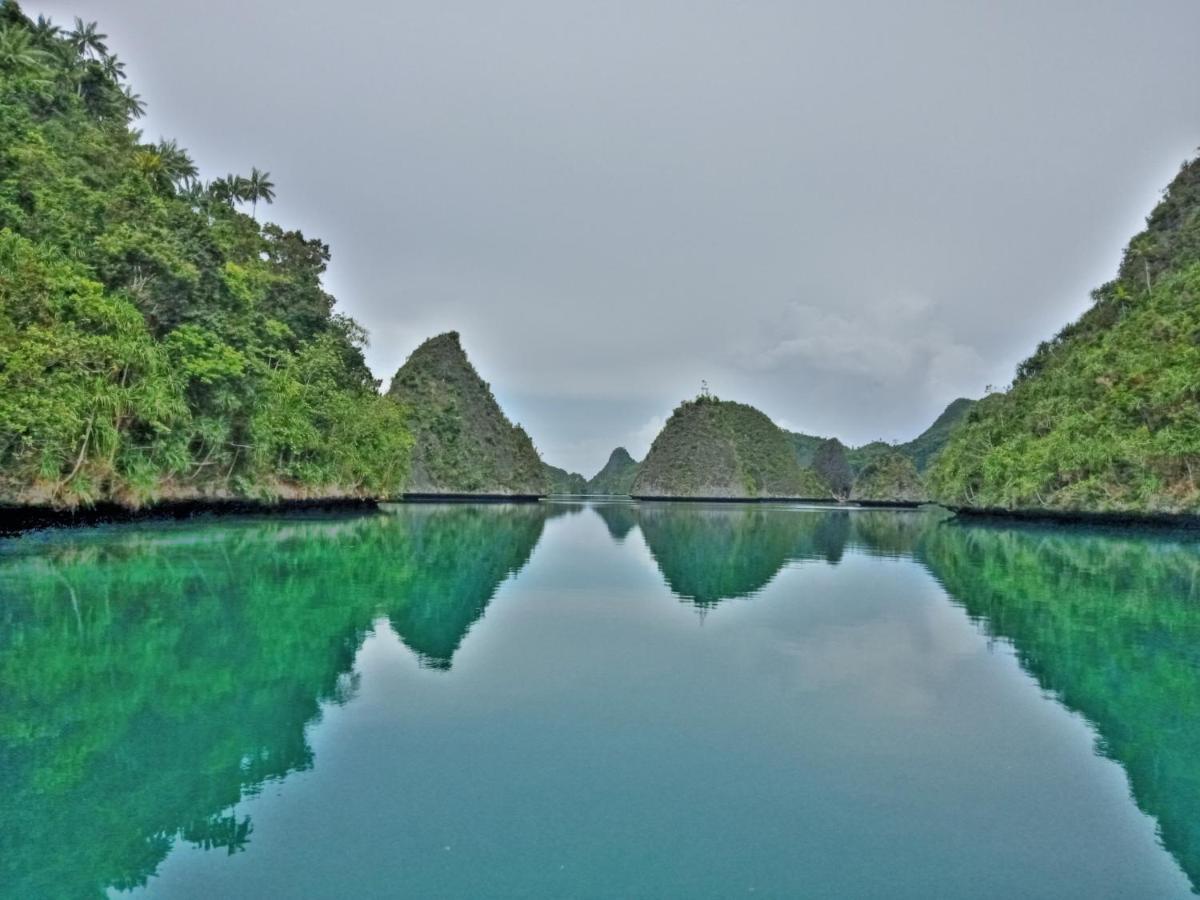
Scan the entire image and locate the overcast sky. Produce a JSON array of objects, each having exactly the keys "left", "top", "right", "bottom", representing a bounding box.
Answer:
[{"left": 34, "top": 0, "right": 1200, "bottom": 475}]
